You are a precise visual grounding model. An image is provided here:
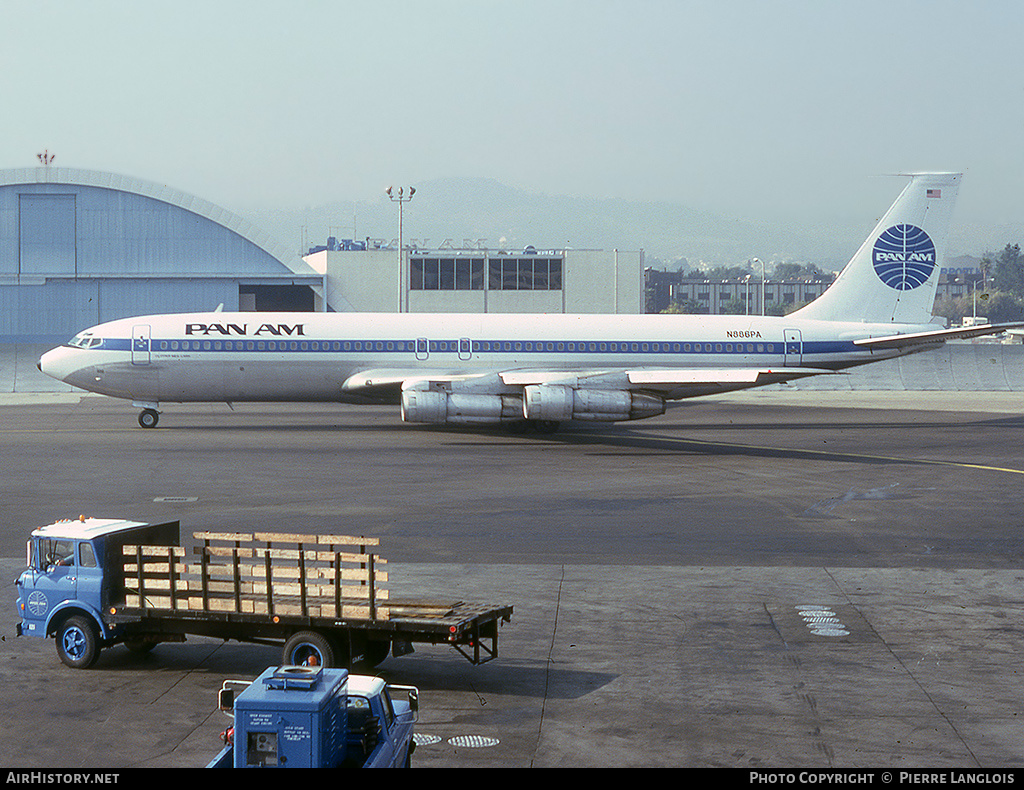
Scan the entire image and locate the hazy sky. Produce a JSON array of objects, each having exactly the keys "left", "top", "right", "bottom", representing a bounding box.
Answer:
[{"left": 4, "top": 0, "right": 1023, "bottom": 236}]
